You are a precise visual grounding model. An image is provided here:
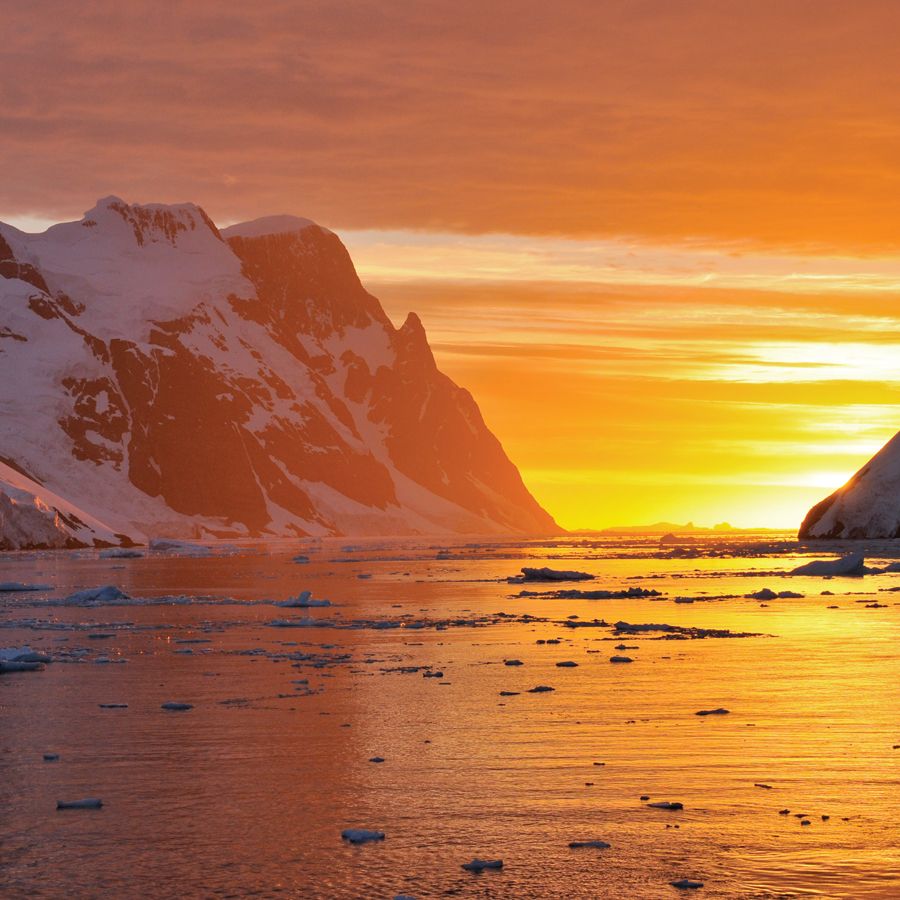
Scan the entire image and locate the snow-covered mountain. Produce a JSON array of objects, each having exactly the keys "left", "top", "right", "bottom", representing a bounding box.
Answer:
[
  {"left": 0, "top": 196, "right": 558, "bottom": 548},
  {"left": 799, "top": 431, "right": 900, "bottom": 538}
]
